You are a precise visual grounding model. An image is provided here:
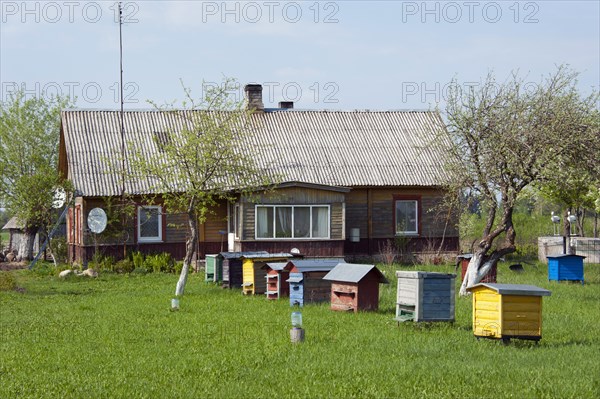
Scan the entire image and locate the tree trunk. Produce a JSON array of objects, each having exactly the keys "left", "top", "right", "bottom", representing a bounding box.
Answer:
[
  {"left": 175, "top": 207, "right": 199, "bottom": 297},
  {"left": 459, "top": 249, "right": 500, "bottom": 296},
  {"left": 17, "top": 229, "right": 37, "bottom": 261}
]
